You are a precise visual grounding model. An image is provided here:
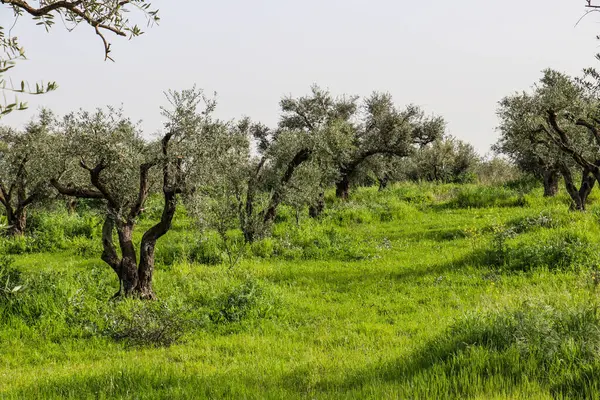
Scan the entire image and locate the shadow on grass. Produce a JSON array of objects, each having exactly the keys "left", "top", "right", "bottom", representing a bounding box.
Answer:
[
  {"left": 265, "top": 248, "right": 491, "bottom": 291},
  {"left": 331, "top": 302, "right": 600, "bottom": 399},
  {"left": 402, "top": 227, "right": 469, "bottom": 242}
]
